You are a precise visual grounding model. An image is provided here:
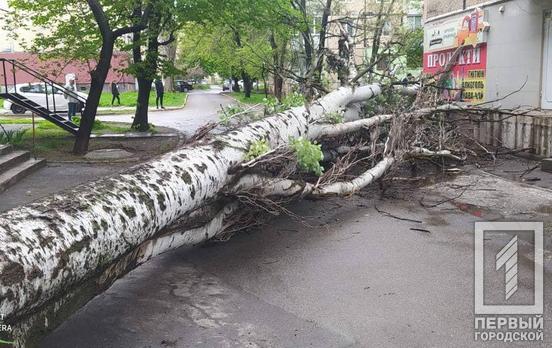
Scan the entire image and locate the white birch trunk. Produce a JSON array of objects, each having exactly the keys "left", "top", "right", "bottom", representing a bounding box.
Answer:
[{"left": 0, "top": 84, "right": 382, "bottom": 328}]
